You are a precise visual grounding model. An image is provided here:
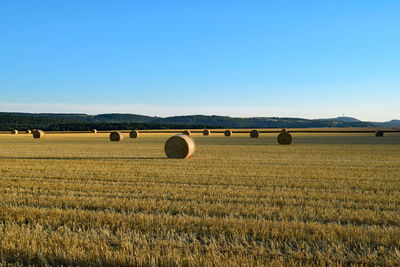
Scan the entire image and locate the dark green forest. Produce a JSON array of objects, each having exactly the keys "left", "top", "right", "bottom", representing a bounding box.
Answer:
[{"left": 0, "top": 112, "right": 383, "bottom": 131}]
